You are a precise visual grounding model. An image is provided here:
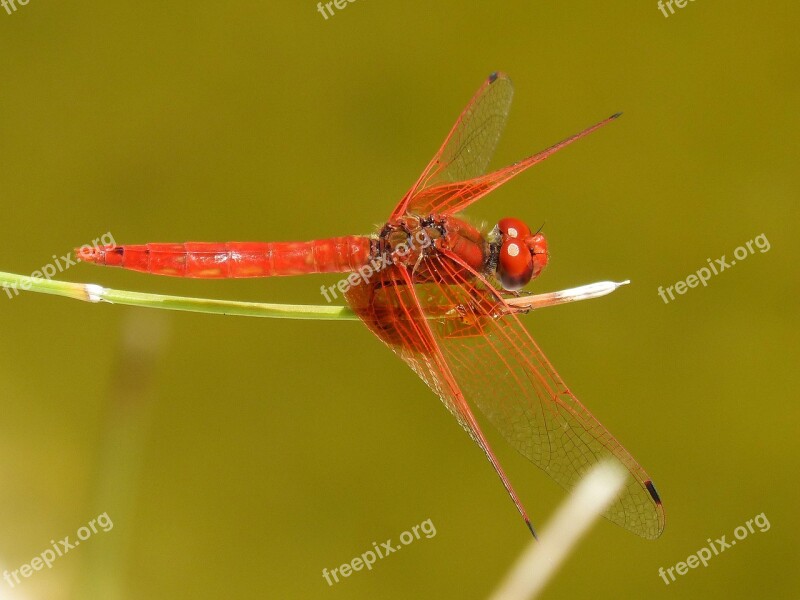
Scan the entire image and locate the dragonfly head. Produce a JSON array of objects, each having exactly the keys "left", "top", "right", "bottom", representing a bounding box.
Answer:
[{"left": 494, "top": 217, "right": 548, "bottom": 291}]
